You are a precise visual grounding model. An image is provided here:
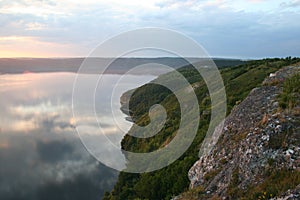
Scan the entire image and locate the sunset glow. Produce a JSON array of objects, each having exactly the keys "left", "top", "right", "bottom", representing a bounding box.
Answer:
[{"left": 0, "top": 36, "right": 84, "bottom": 58}]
